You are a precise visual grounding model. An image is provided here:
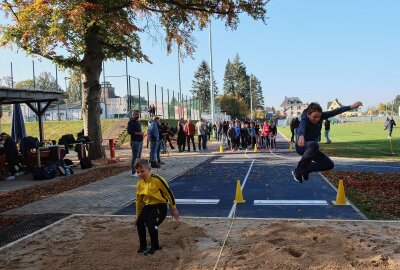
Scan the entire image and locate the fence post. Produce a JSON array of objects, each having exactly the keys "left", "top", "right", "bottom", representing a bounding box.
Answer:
[
  {"left": 167, "top": 89, "right": 170, "bottom": 119},
  {"left": 154, "top": 84, "right": 157, "bottom": 116},
  {"left": 172, "top": 91, "right": 175, "bottom": 119},
  {"left": 138, "top": 79, "right": 141, "bottom": 118},
  {"left": 161, "top": 87, "right": 164, "bottom": 119},
  {"left": 146, "top": 81, "right": 150, "bottom": 112}
]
